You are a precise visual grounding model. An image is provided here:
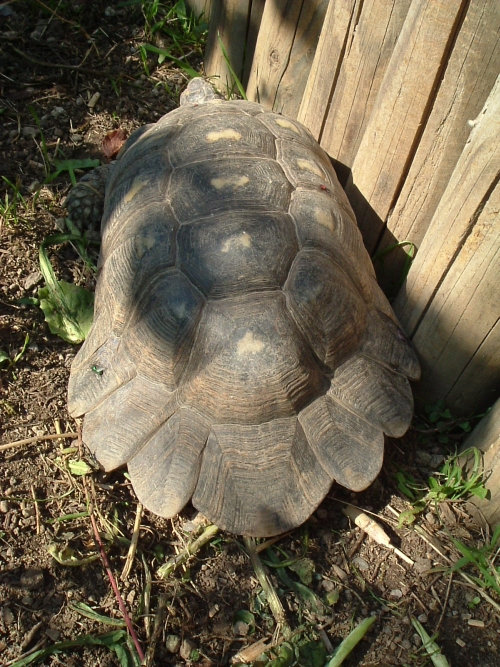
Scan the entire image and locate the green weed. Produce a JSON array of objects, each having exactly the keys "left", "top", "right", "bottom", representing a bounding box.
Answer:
[
  {"left": 126, "top": 0, "right": 207, "bottom": 75},
  {"left": 442, "top": 526, "right": 500, "bottom": 597},
  {"left": 136, "top": 0, "right": 208, "bottom": 43},
  {"left": 217, "top": 33, "right": 248, "bottom": 100},
  {"left": 139, "top": 43, "right": 200, "bottom": 78},
  {"left": 414, "top": 400, "right": 474, "bottom": 445},
  {"left": 38, "top": 233, "right": 96, "bottom": 344},
  {"left": 411, "top": 617, "right": 449, "bottom": 667},
  {"left": 396, "top": 447, "right": 488, "bottom": 525},
  {"left": 0, "top": 334, "right": 30, "bottom": 374},
  {"left": 0, "top": 177, "right": 29, "bottom": 227},
  {"left": 8, "top": 629, "right": 141, "bottom": 667},
  {"left": 372, "top": 240, "right": 415, "bottom": 296}
]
